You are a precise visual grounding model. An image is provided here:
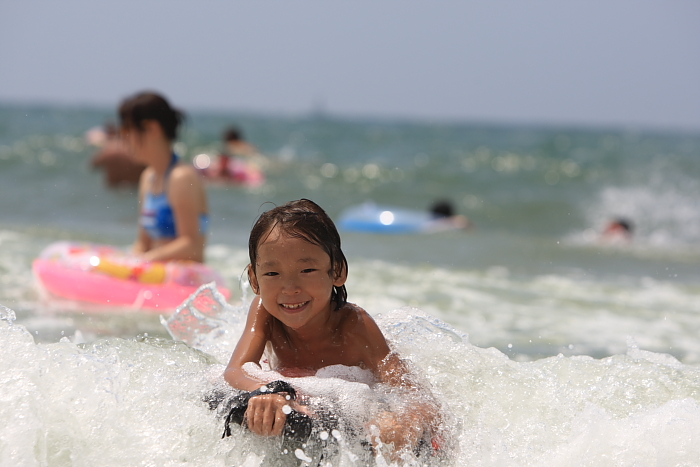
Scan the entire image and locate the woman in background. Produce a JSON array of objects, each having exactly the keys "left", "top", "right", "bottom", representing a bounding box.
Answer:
[{"left": 119, "top": 91, "right": 208, "bottom": 263}]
